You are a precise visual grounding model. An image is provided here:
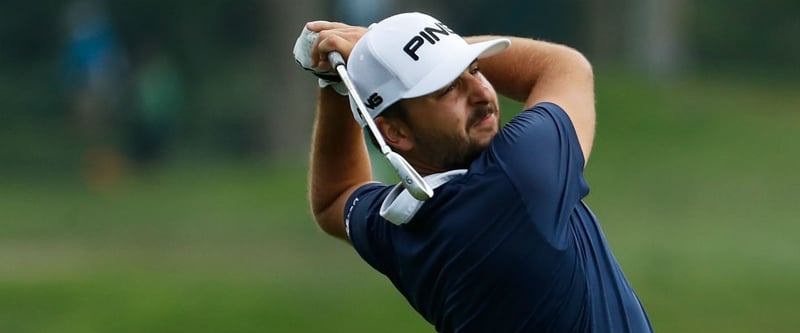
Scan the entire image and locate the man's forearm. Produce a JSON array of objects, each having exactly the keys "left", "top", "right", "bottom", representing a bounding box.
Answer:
[
  {"left": 468, "top": 35, "right": 595, "bottom": 162},
  {"left": 468, "top": 36, "right": 591, "bottom": 104},
  {"left": 308, "top": 87, "right": 372, "bottom": 237}
]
